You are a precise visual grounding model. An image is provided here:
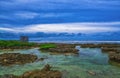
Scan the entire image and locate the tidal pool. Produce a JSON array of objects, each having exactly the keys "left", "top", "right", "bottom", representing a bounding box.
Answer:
[{"left": 0, "top": 47, "right": 120, "bottom": 78}]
